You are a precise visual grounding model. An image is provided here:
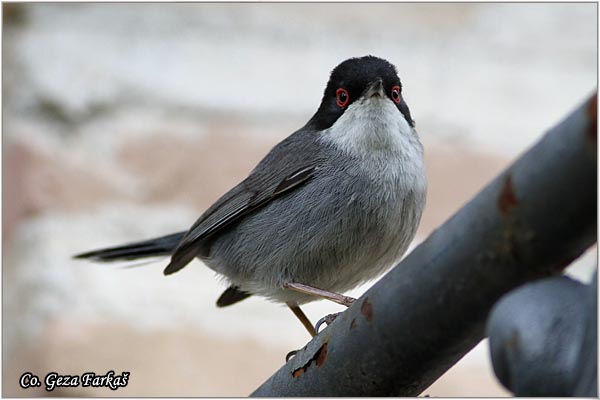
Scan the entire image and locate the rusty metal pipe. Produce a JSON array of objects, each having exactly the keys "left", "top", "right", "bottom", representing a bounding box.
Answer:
[{"left": 251, "top": 93, "right": 597, "bottom": 397}]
